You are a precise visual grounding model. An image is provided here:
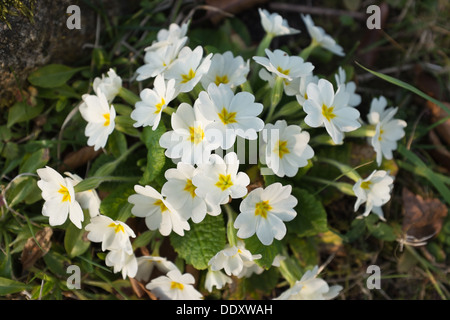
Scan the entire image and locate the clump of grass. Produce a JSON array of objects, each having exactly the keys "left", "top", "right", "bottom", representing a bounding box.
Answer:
[{"left": 0, "top": 0, "right": 36, "bottom": 29}]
